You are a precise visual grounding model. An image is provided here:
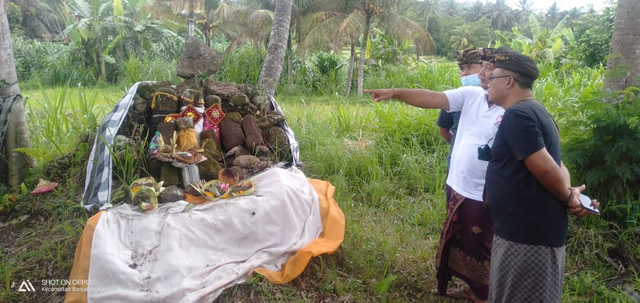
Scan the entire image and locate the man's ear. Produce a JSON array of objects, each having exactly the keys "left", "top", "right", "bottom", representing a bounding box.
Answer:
[{"left": 506, "top": 76, "right": 516, "bottom": 89}]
